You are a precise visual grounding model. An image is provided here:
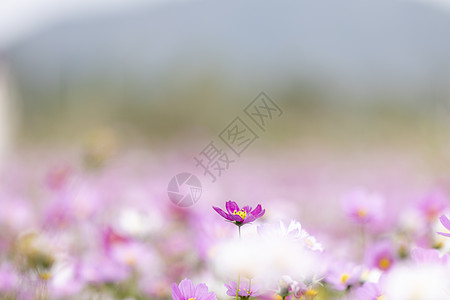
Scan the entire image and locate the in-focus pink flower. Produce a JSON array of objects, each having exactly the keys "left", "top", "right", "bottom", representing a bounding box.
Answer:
[
  {"left": 437, "top": 215, "right": 450, "bottom": 237},
  {"left": 212, "top": 201, "right": 265, "bottom": 226},
  {"left": 172, "top": 278, "right": 217, "bottom": 300},
  {"left": 225, "top": 280, "right": 263, "bottom": 298},
  {"left": 342, "top": 189, "right": 385, "bottom": 224}
]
